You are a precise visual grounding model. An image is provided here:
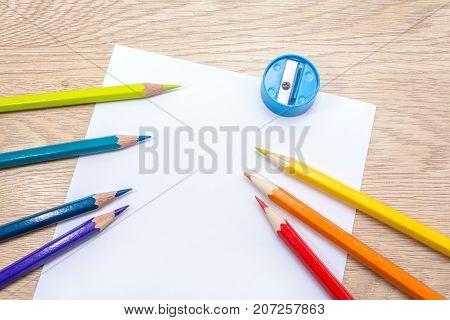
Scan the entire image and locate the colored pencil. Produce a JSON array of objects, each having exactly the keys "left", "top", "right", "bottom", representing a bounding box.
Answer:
[
  {"left": 0, "top": 189, "right": 131, "bottom": 242},
  {"left": 255, "top": 148, "right": 450, "bottom": 257},
  {"left": 0, "top": 83, "right": 180, "bottom": 113},
  {"left": 0, "top": 206, "right": 128, "bottom": 289},
  {"left": 255, "top": 196, "right": 354, "bottom": 300},
  {"left": 0, "top": 135, "right": 151, "bottom": 169},
  {"left": 244, "top": 173, "right": 444, "bottom": 300}
]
